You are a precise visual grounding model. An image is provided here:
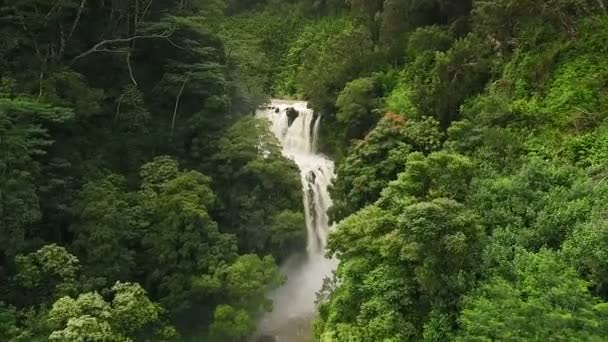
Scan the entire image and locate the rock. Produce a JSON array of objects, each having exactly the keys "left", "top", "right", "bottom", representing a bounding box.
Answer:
[
  {"left": 310, "top": 112, "right": 319, "bottom": 138},
  {"left": 286, "top": 107, "right": 299, "bottom": 126},
  {"left": 275, "top": 108, "right": 280, "bottom": 113},
  {"left": 306, "top": 170, "right": 316, "bottom": 184}
]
